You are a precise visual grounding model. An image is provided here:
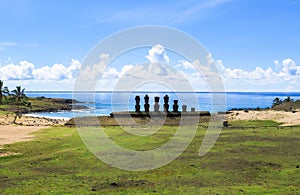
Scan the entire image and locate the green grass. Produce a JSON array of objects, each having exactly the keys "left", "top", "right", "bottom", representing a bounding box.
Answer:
[
  {"left": 28, "top": 98, "right": 71, "bottom": 112},
  {"left": 0, "top": 110, "right": 10, "bottom": 116},
  {"left": 229, "top": 120, "right": 282, "bottom": 127},
  {"left": 1, "top": 121, "right": 300, "bottom": 194}
]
